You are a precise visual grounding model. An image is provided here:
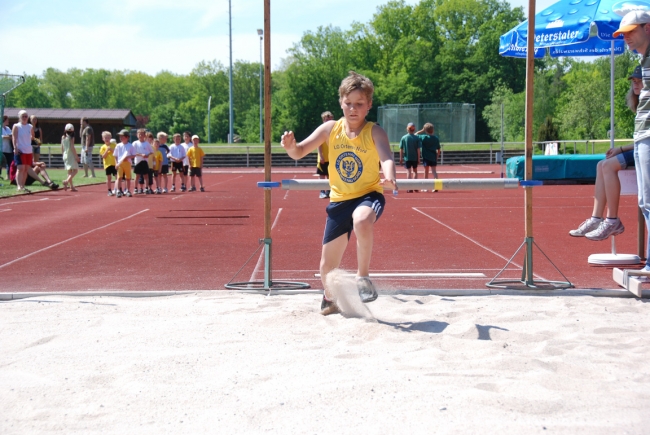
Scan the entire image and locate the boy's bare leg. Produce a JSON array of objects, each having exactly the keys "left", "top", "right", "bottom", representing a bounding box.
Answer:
[
  {"left": 352, "top": 206, "right": 377, "bottom": 278},
  {"left": 319, "top": 234, "right": 349, "bottom": 301},
  {"left": 592, "top": 160, "right": 607, "bottom": 218},
  {"left": 198, "top": 175, "right": 204, "bottom": 188}
]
